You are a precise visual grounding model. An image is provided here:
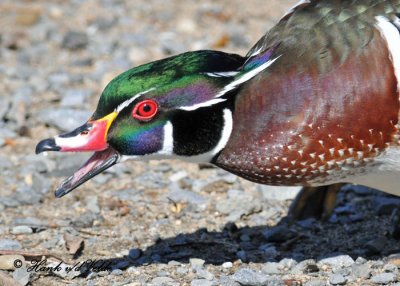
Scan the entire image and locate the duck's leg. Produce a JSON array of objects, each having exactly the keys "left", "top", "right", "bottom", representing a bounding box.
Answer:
[{"left": 287, "top": 183, "right": 346, "bottom": 223}]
